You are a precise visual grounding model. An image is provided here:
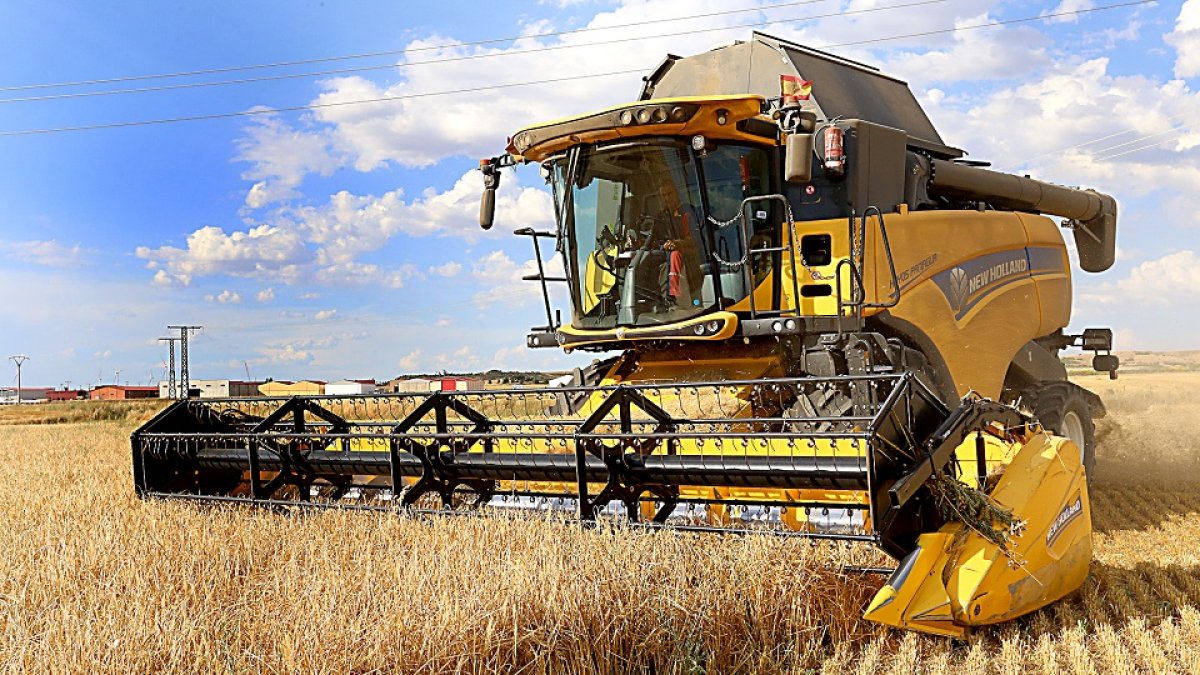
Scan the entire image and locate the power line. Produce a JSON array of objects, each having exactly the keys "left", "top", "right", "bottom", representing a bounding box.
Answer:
[
  {"left": 0, "top": 69, "right": 643, "bottom": 137},
  {"left": 1090, "top": 123, "right": 1195, "bottom": 158},
  {"left": 821, "top": 0, "right": 1152, "bottom": 48},
  {"left": 0, "top": 0, "right": 942, "bottom": 105},
  {"left": 0, "top": 0, "right": 837, "bottom": 92},
  {"left": 1023, "top": 114, "right": 1196, "bottom": 163},
  {"left": 1093, "top": 128, "right": 1196, "bottom": 161},
  {"left": 0, "top": 0, "right": 1155, "bottom": 138}
]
